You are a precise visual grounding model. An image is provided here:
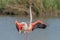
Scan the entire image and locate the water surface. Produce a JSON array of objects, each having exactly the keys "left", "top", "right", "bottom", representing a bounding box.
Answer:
[{"left": 0, "top": 16, "right": 60, "bottom": 40}]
